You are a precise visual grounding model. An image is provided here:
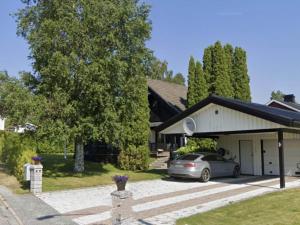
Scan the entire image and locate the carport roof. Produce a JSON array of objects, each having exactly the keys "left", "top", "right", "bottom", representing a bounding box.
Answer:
[{"left": 155, "top": 95, "right": 300, "bottom": 132}]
